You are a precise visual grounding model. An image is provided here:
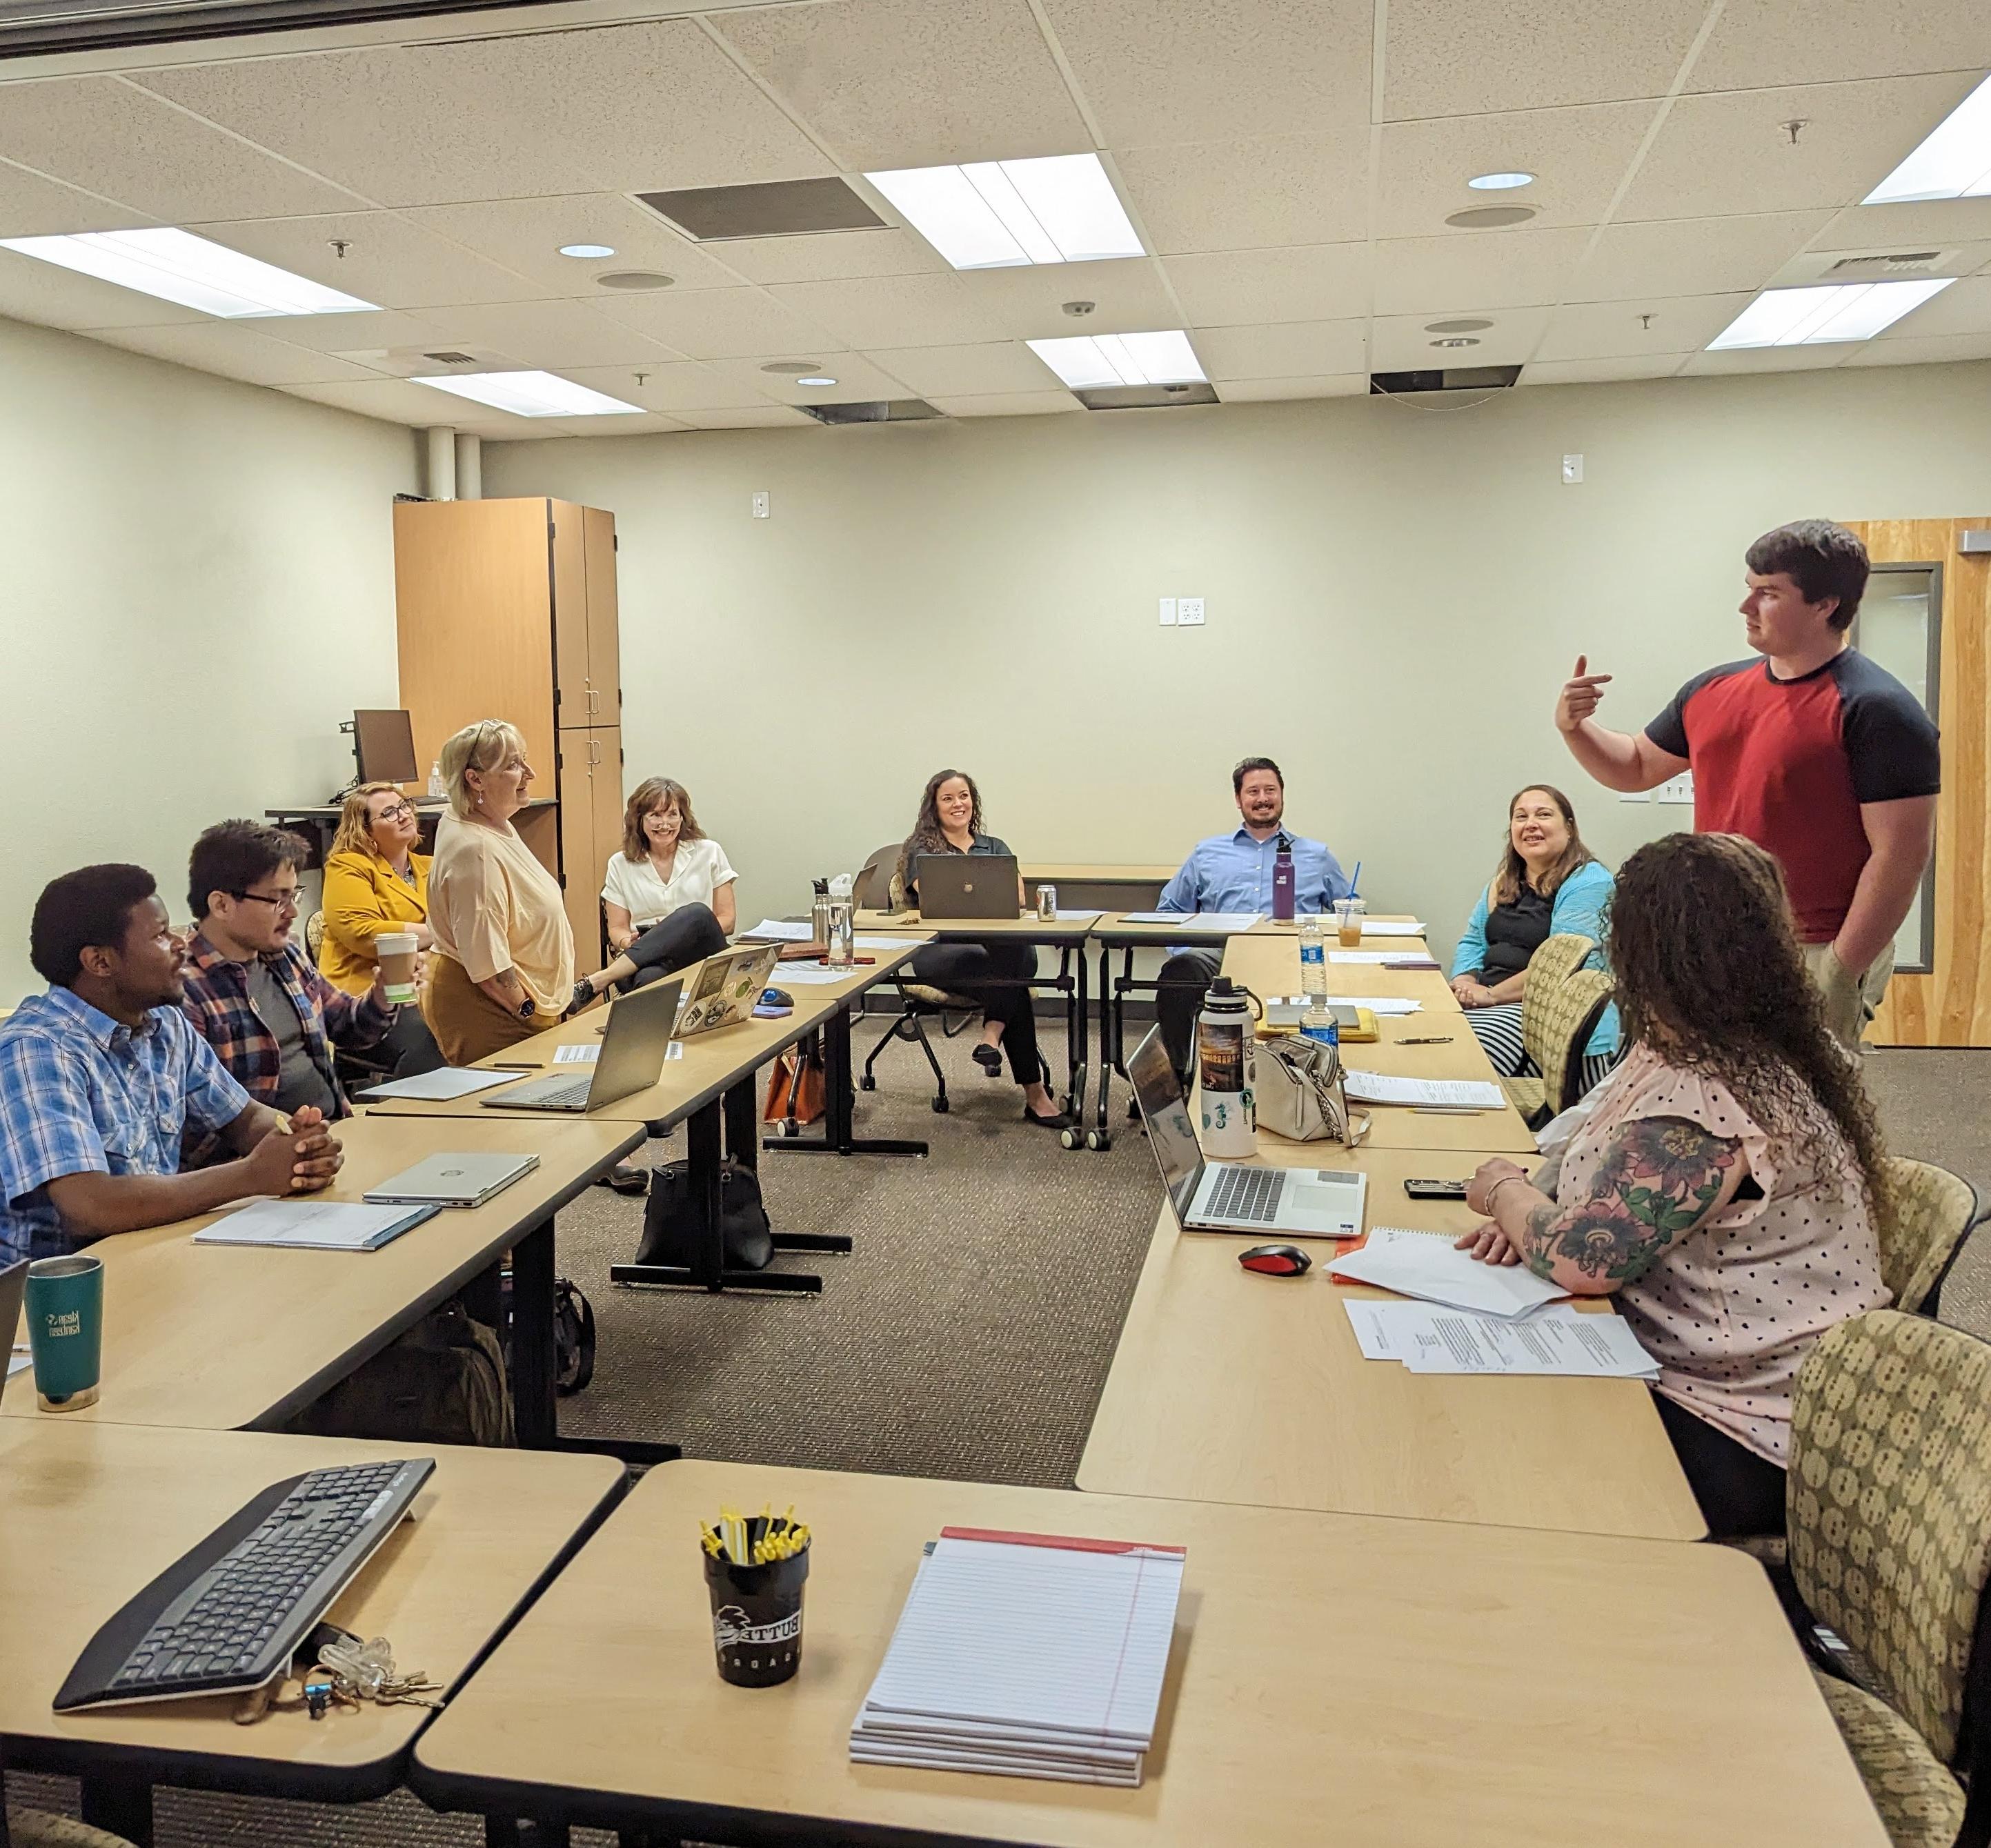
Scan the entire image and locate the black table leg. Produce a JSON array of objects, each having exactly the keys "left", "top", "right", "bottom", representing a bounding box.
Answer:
[
  {"left": 1091, "top": 939, "right": 1116, "bottom": 1149},
  {"left": 511, "top": 1218, "right": 559, "bottom": 1449},
  {"left": 1066, "top": 943, "right": 1089, "bottom": 1124},
  {"left": 79, "top": 1774, "right": 152, "bottom": 1847},
  {"left": 764, "top": 1002, "right": 927, "bottom": 1160}
]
